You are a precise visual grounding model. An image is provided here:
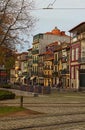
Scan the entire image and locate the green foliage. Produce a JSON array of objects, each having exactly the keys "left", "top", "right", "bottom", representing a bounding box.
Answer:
[
  {"left": 0, "top": 90, "right": 15, "bottom": 100},
  {"left": 0, "top": 106, "right": 25, "bottom": 115},
  {"left": 5, "top": 56, "right": 15, "bottom": 70},
  {"left": 1, "top": 84, "right": 11, "bottom": 89},
  {"left": 0, "top": 46, "right": 15, "bottom": 70}
]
